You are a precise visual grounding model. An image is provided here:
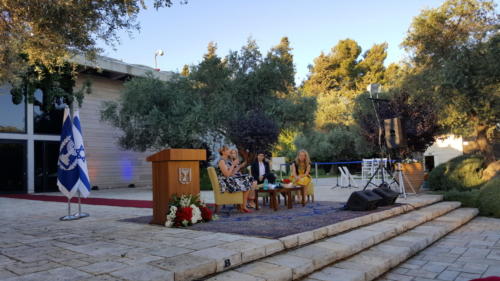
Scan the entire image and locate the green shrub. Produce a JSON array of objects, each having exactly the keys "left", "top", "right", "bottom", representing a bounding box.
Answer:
[
  {"left": 442, "top": 189, "right": 480, "bottom": 208},
  {"left": 477, "top": 176, "right": 500, "bottom": 218},
  {"left": 428, "top": 155, "right": 486, "bottom": 191}
]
